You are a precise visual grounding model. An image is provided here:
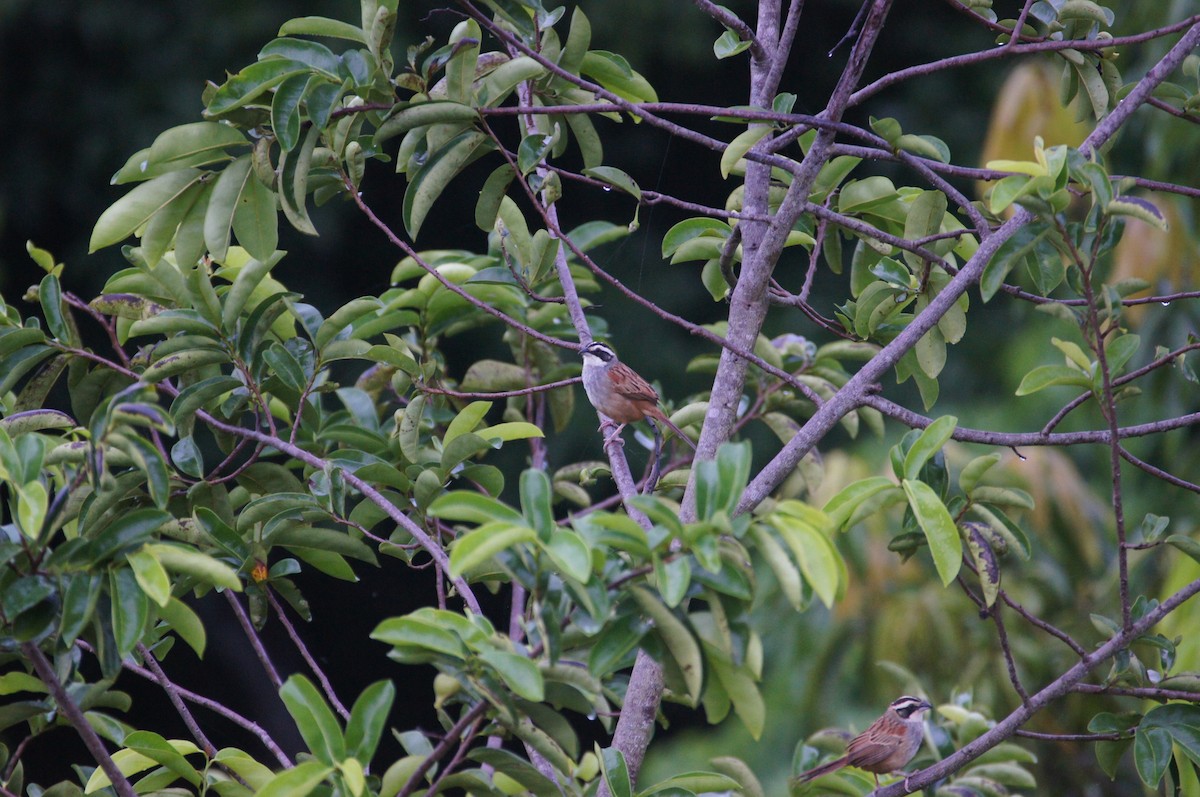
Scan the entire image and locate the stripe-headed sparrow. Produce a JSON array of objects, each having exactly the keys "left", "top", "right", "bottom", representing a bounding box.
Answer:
[
  {"left": 793, "top": 695, "right": 931, "bottom": 789},
  {"left": 579, "top": 341, "right": 696, "bottom": 450}
]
